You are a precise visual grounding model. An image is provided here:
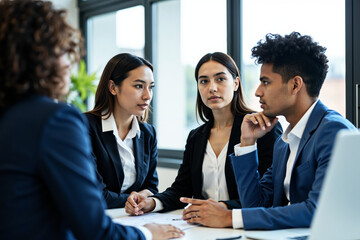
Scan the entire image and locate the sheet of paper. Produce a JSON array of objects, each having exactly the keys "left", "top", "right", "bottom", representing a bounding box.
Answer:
[{"left": 113, "top": 213, "right": 198, "bottom": 231}]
